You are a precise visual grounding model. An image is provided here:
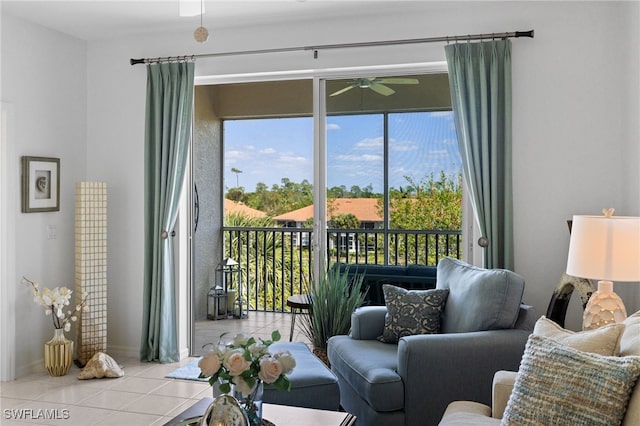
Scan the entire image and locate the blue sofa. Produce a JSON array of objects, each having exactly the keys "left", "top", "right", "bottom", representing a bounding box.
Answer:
[
  {"left": 334, "top": 262, "right": 437, "bottom": 305},
  {"left": 327, "top": 258, "right": 537, "bottom": 426}
]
